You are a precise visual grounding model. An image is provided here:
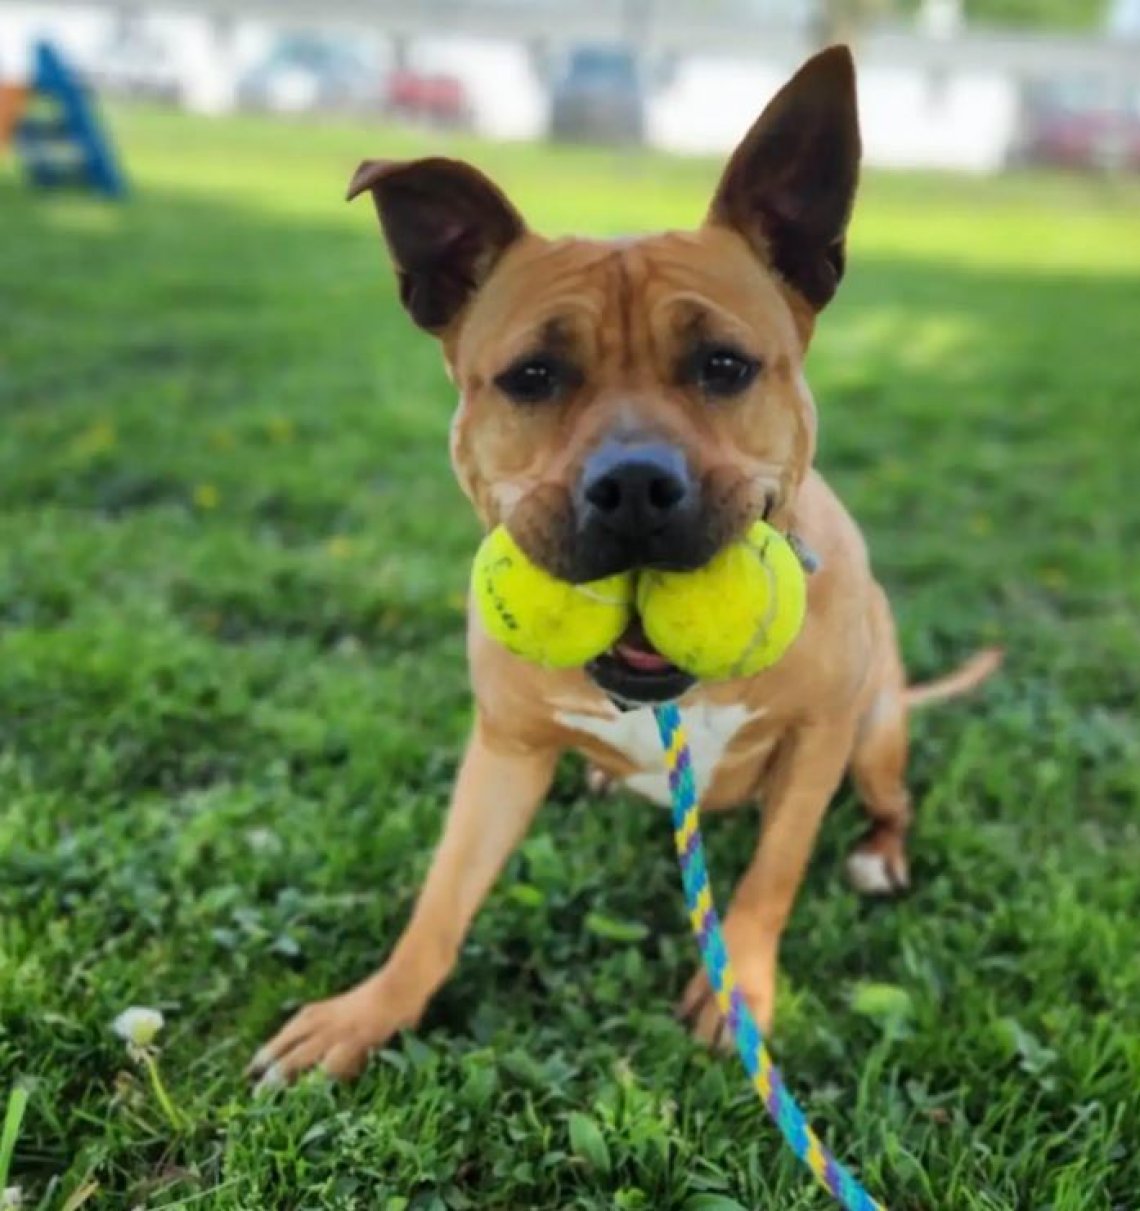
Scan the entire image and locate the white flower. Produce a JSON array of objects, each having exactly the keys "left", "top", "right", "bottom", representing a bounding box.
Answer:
[
  {"left": 111, "top": 1006, "right": 165, "bottom": 1047},
  {"left": 2, "top": 1187, "right": 24, "bottom": 1209},
  {"left": 245, "top": 827, "right": 281, "bottom": 854}
]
